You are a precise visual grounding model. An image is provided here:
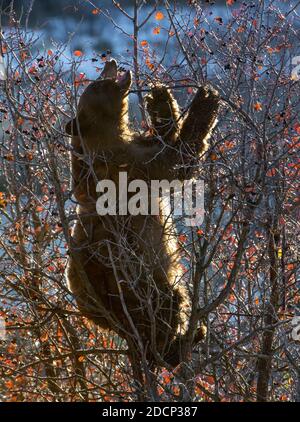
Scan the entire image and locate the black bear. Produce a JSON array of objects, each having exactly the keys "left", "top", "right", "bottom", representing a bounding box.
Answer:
[{"left": 66, "top": 59, "right": 220, "bottom": 368}]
